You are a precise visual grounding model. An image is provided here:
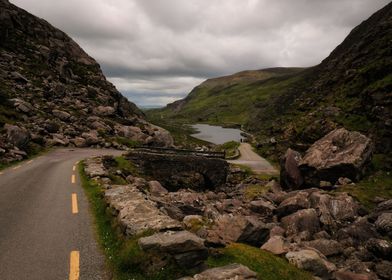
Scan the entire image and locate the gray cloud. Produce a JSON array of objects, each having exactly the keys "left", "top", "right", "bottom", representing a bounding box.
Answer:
[{"left": 11, "top": 0, "right": 390, "bottom": 107}]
